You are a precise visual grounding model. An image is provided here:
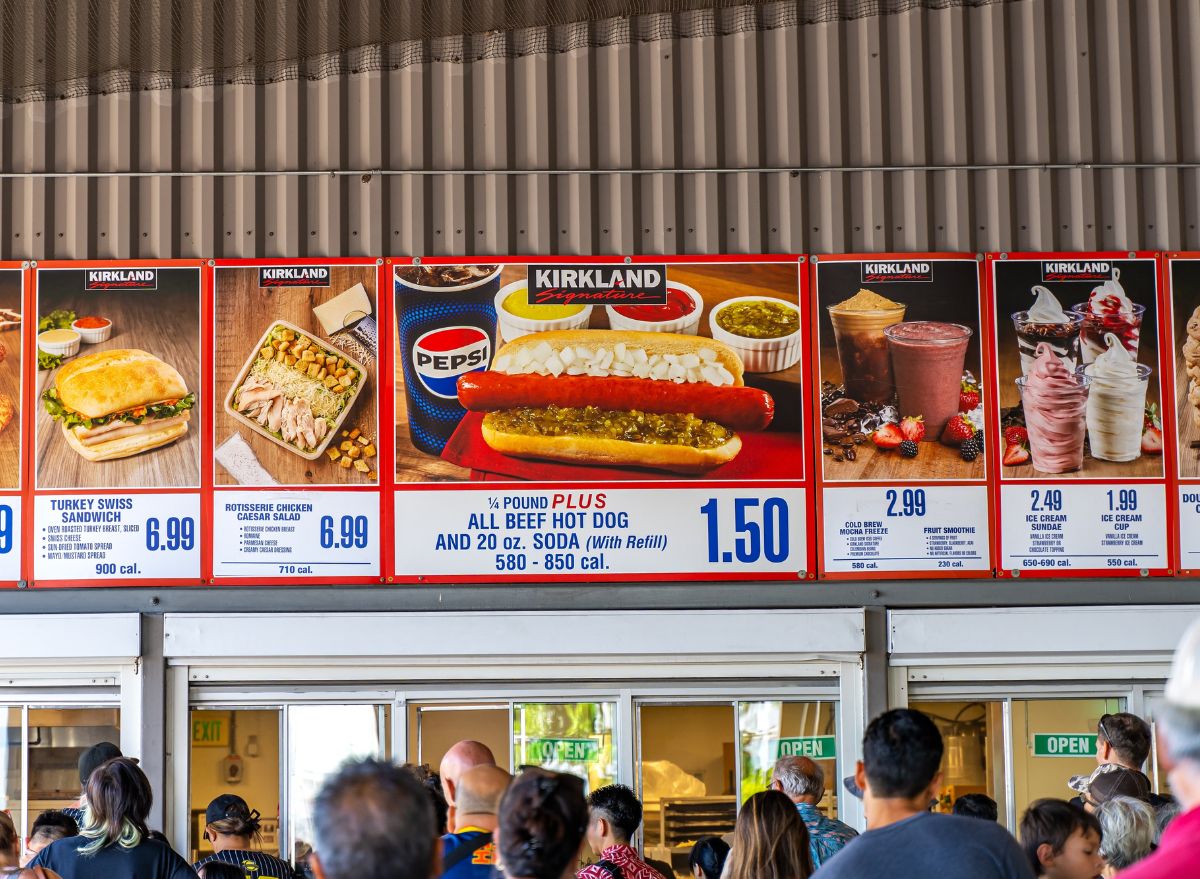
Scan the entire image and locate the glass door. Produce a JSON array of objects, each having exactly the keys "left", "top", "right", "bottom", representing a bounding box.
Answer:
[{"left": 409, "top": 702, "right": 511, "bottom": 771}]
